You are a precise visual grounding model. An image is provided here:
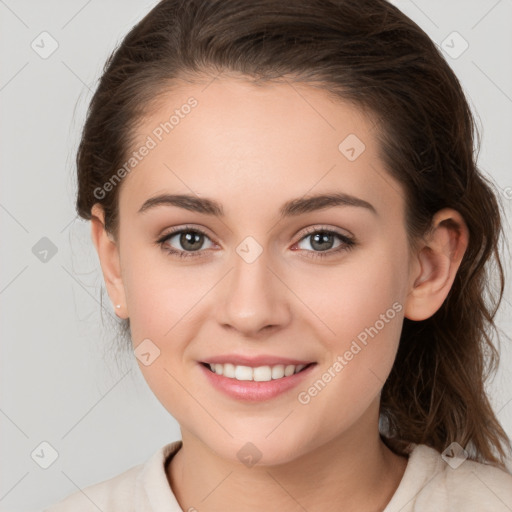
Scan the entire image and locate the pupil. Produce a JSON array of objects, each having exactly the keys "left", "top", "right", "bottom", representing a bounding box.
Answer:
[
  {"left": 181, "top": 231, "right": 203, "bottom": 251},
  {"left": 312, "top": 232, "right": 333, "bottom": 251}
]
